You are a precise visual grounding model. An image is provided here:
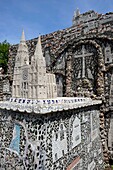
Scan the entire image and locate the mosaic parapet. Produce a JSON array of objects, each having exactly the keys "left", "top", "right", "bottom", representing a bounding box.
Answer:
[
  {"left": 0, "top": 97, "right": 102, "bottom": 114},
  {"left": 0, "top": 98, "right": 103, "bottom": 169}
]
